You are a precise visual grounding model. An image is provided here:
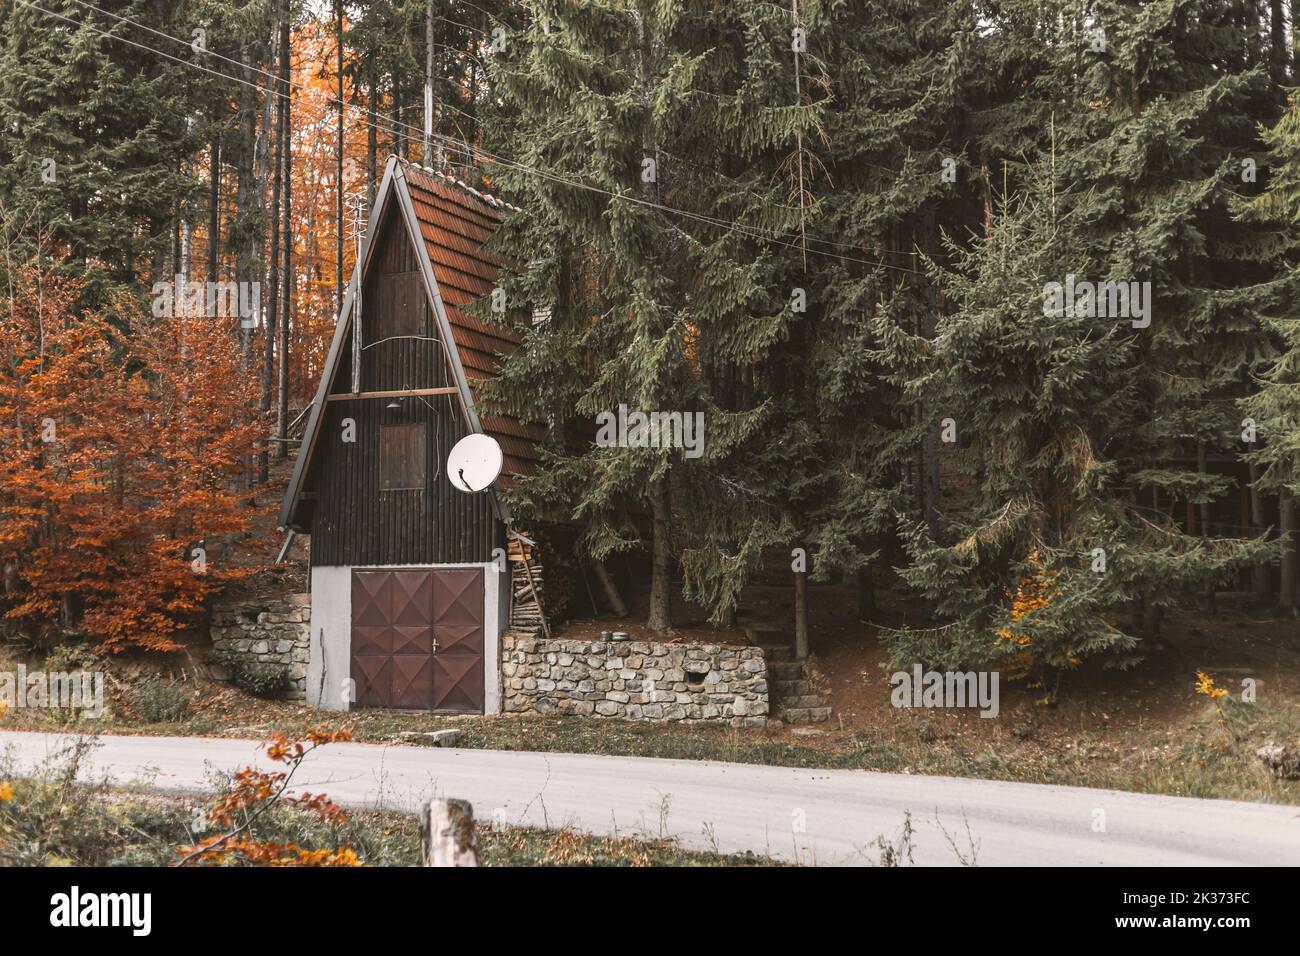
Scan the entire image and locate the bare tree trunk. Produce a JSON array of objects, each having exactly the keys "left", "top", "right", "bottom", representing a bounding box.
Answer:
[
  {"left": 794, "top": 561, "right": 809, "bottom": 659},
  {"left": 420, "top": 799, "right": 479, "bottom": 866},
  {"left": 423, "top": 0, "right": 434, "bottom": 165},
  {"left": 637, "top": 4, "right": 671, "bottom": 637},
  {"left": 235, "top": 49, "right": 257, "bottom": 367},
  {"left": 336, "top": 0, "right": 345, "bottom": 319},
  {"left": 1249, "top": 462, "right": 1269, "bottom": 599},
  {"left": 367, "top": 65, "right": 378, "bottom": 208},
  {"left": 1198, "top": 441, "right": 1216, "bottom": 613},
  {"left": 590, "top": 560, "right": 628, "bottom": 618},
  {"left": 856, "top": 563, "right": 875, "bottom": 623},
  {"left": 390, "top": 66, "right": 403, "bottom": 159},
  {"left": 277, "top": 13, "right": 292, "bottom": 459},
  {"left": 1279, "top": 491, "right": 1299, "bottom": 615},
  {"left": 261, "top": 10, "right": 284, "bottom": 485},
  {"left": 1271, "top": 0, "right": 1291, "bottom": 83},
  {"left": 235, "top": 43, "right": 260, "bottom": 488},
  {"left": 206, "top": 133, "right": 220, "bottom": 283},
  {"left": 646, "top": 479, "right": 673, "bottom": 635}
]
